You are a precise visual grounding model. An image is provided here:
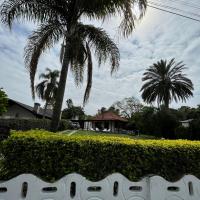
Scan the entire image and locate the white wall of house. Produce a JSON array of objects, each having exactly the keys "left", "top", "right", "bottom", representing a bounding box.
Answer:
[
  {"left": 109, "top": 121, "right": 115, "bottom": 132},
  {"left": 182, "top": 122, "right": 190, "bottom": 128},
  {"left": 84, "top": 121, "right": 93, "bottom": 130},
  {"left": 1, "top": 104, "right": 36, "bottom": 119},
  {"left": 83, "top": 121, "right": 116, "bottom": 132}
]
